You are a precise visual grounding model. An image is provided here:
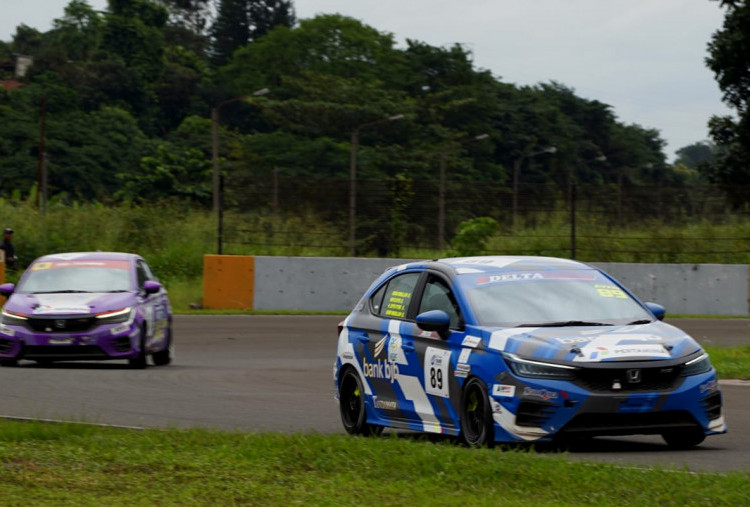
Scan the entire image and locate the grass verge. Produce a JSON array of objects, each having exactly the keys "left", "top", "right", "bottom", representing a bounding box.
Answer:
[
  {"left": 707, "top": 346, "right": 750, "bottom": 380},
  {"left": 0, "top": 420, "right": 748, "bottom": 505}
]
